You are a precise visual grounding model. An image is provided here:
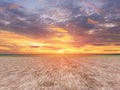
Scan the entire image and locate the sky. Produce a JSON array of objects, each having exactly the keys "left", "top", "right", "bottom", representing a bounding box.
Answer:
[{"left": 0, "top": 0, "right": 120, "bottom": 54}]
